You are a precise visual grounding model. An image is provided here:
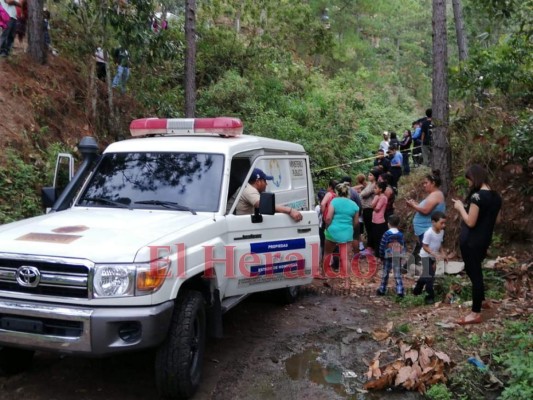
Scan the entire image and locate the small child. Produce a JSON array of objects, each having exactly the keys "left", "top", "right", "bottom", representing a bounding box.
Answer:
[
  {"left": 413, "top": 211, "right": 448, "bottom": 304},
  {"left": 376, "top": 214, "right": 405, "bottom": 297}
]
